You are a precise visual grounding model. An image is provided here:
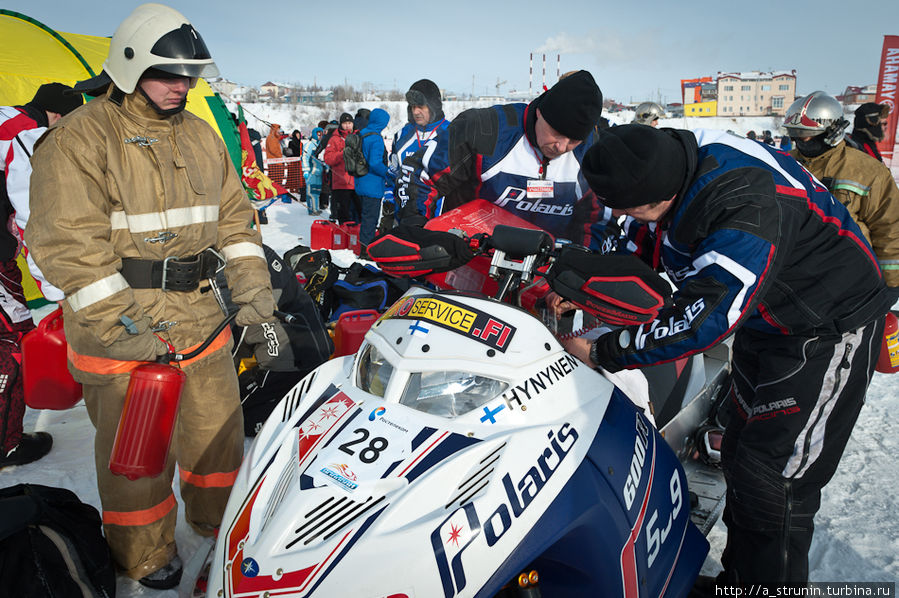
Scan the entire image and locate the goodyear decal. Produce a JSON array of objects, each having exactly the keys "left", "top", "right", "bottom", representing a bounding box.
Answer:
[{"left": 382, "top": 295, "right": 516, "bottom": 352}]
